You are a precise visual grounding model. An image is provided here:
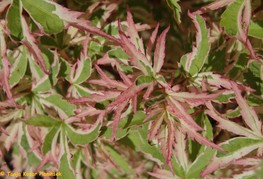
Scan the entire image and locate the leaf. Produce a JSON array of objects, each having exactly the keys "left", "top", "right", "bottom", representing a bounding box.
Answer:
[
  {"left": 65, "top": 122, "right": 101, "bottom": 145},
  {"left": 101, "top": 111, "right": 146, "bottom": 140},
  {"left": 21, "top": 0, "right": 64, "bottom": 34},
  {"left": 187, "top": 148, "right": 215, "bottom": 178},
  {"left": 206, "top": 102, "right": 260, "bottom": 138},
  {"left": 148, "top": 113, "right": 165, "bottom": 140},
  {"left": 153, "top": 26, "right": 170, "bottom": 73},
  {"left": 108, "top": 48, "right": 129, "bottom": 60},
  {"left": 167, "top": 91, "right": 221, "bottom": 107},
  {"left": 0, "top": 25, "right": 13, "bottom": 100},
  {"left": 166, "top": 0, "right": 181, "bottom": 23},
  {"left": 135, "top": 75, "right": 153, "bottom": 86},
  {"left": 0, "top": 0, "right": 11, "bottom": 13},
  {"left": 20, "top": 16, "right": 48, "bottom": 73},
  {"left": 58, "top": 153, "right": 75, "bottom": 179},
  {"left": 186, "top": 116, "right": 216, "bottom": 178},
  {"left": 167, "top": 97, "right": 203, "bottom": 131},
  {"left": 6, "top": 0, "right": 23, "bottom": 40},
  {"left": 248, "top": 21, "right": 263, "bottom": 39},
  {"left": 220, "top": 0, "right": 245, "bottom": 36},
  {"left": 21, "top": 132, "right": 41, "bottom": 167},
  {"left": 194, "top": 0, "right": 234, "bottom": 15},
  {"left": 25, "top": 115, "right": 61, "bottom": 127},
  {"left": 118, "top": 21, "right": 153, "bottom": 75},
  {"left": 180, "top": 14, "right": 210, "bottom": 76},
  {"left": 126, "top": 7, "right": 144, "bottom": 52},
  {"left": 173, "top": 126, "right": 188, "bottom": 170},
  {"left": 128, "top": 125, "right": 165, "bottom": 165},
  {"left": 72, "top": 58, "right": 91, "bottom": 84},
  {"left": 110, "top": 100, "right": 129, "bottom": 141},
  {"left": 32, "top": 75, "right": 52, "bottom": 93},
  {"left": 231, "top": 82, "right": 262, "bottom": 136},
  {"left": 107, "top": 84, "right": 148, "bottom": 109},
  {"left": 202, "top": 137, "right": 263, "bottom": 177},
  {"left": 39, "top": 94, "right": 76, "bottom": 119},
  {"left": 146, "top": 23, "right": 159, "bottom": 60},
  {"left": 104, "top": 144, "right": 135, "bottom": 174},
  {"left": 9, "top": 46, "right": 28, "bottom": 87},
  {"left": 121, "top": 111, "right": 146, "bottom": 129},
  {"left": 42, "top": 126, "right": 60, "bottom": 154},
  {"left": 244, "top": 60, "right": 263, "bottom": 95}
]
